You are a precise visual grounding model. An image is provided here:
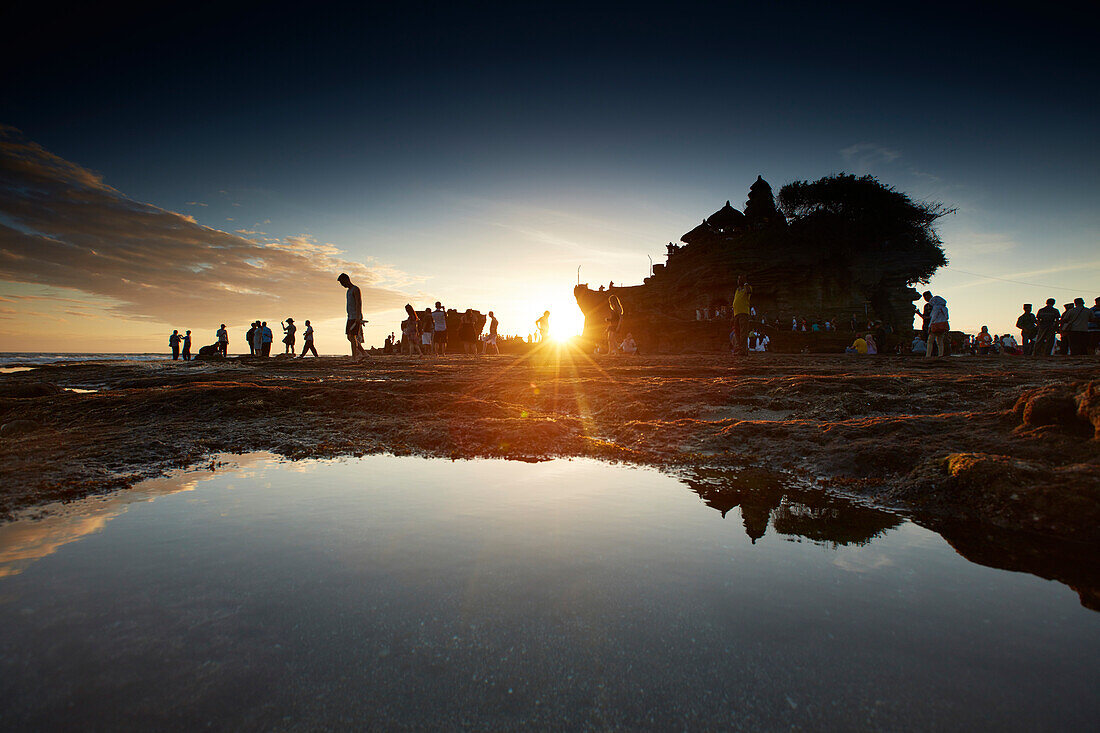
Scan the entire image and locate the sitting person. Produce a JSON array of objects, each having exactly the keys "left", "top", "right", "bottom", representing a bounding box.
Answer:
[
  {"left": 1000, "top": 333, "right": 1022, "bottom": 355},
  {"left": 620, "top": 333, "right": 638, "bottom": 355},
  {"left": 754, "top": 334, "right": 770, "bottom": 352},
  {"left": 911, "top": 336, "right": 927, "bottom": 355},
  {"left": 976, "top": 326, "right": 993, "bottom": 355},
  {"left": 865, "top": 333, "right": 878, "bottom": 355},
  {"left": 849, "top": 335, "right": 868, "bottom": 354}
]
